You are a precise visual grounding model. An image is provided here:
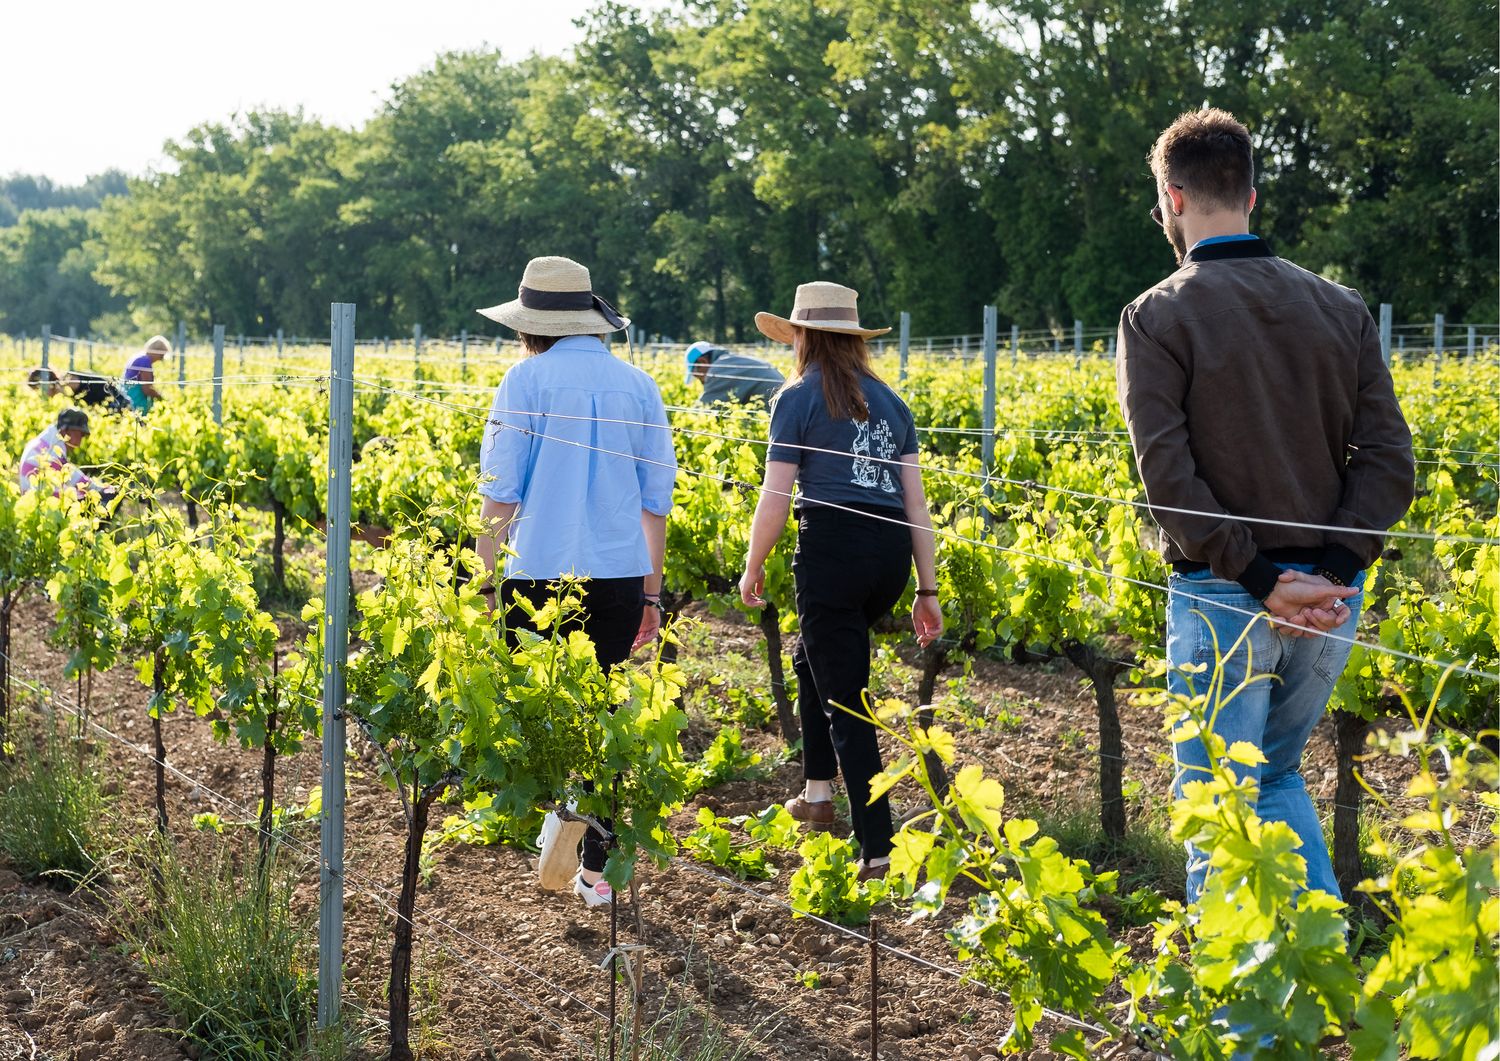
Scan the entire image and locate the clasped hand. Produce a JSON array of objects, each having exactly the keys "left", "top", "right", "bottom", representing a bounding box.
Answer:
[{"left": 1264, "top": 569, "right": 1358, "bottom": 638}]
